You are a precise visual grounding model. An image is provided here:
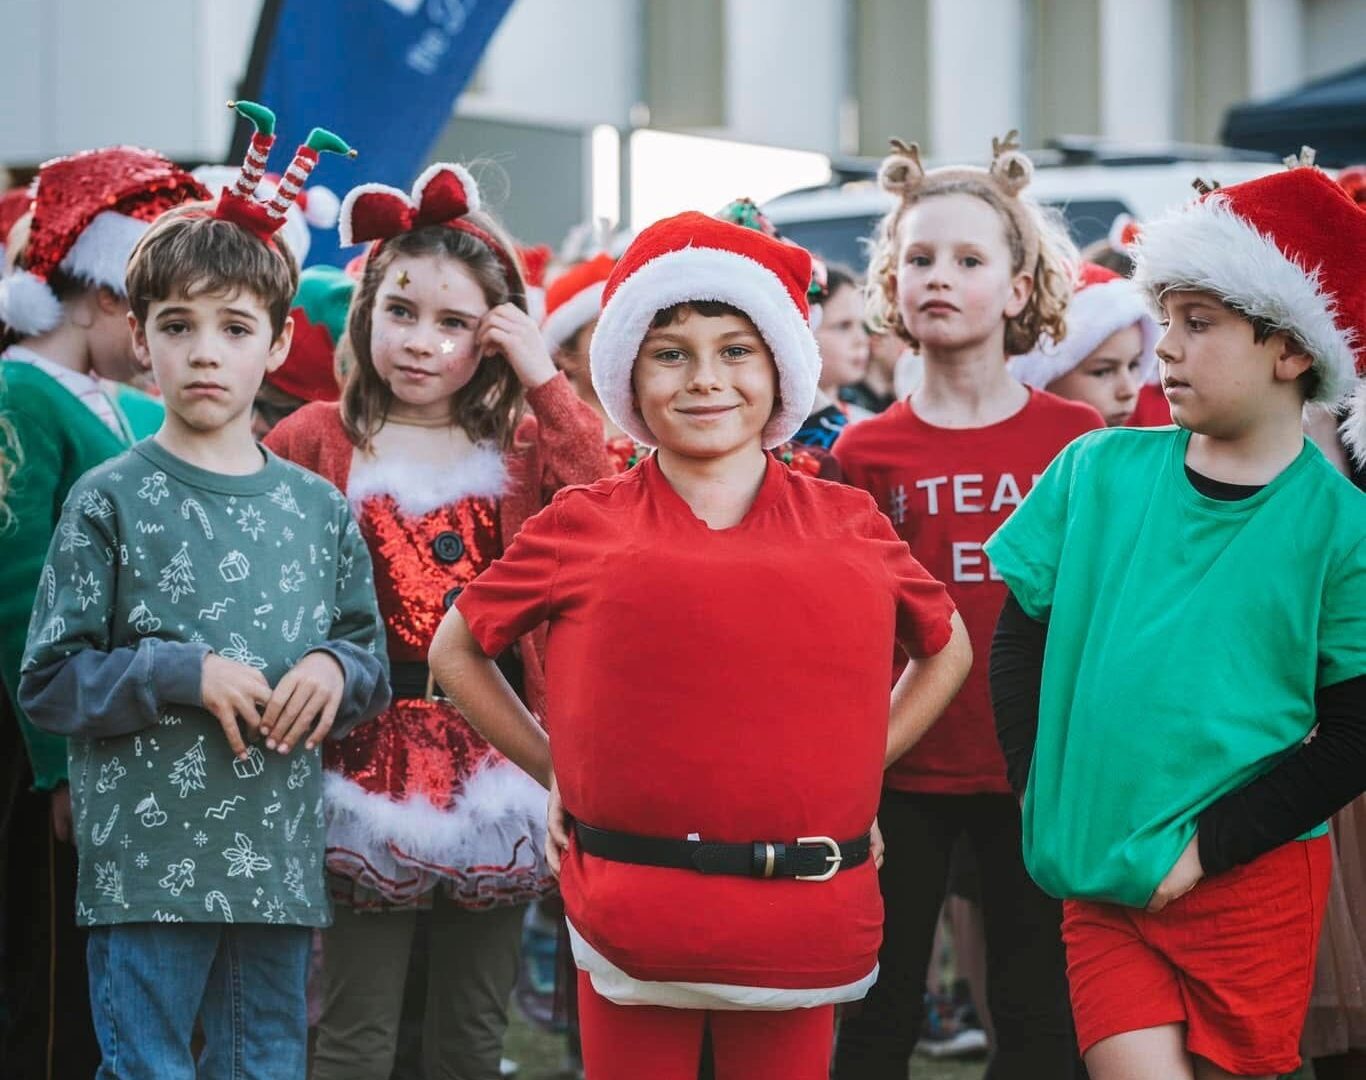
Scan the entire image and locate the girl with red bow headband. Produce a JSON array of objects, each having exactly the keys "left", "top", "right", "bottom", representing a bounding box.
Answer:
[{"left": 265, "top": 162, "right": 612, "bottom": 1078}]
